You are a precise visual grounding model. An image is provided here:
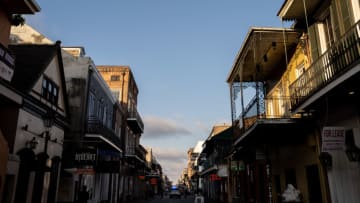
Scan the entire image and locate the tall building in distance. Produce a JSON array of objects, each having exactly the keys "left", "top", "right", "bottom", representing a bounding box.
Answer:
[{"left": 97, "top": 65, "right": 145, "bottom": 200}]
